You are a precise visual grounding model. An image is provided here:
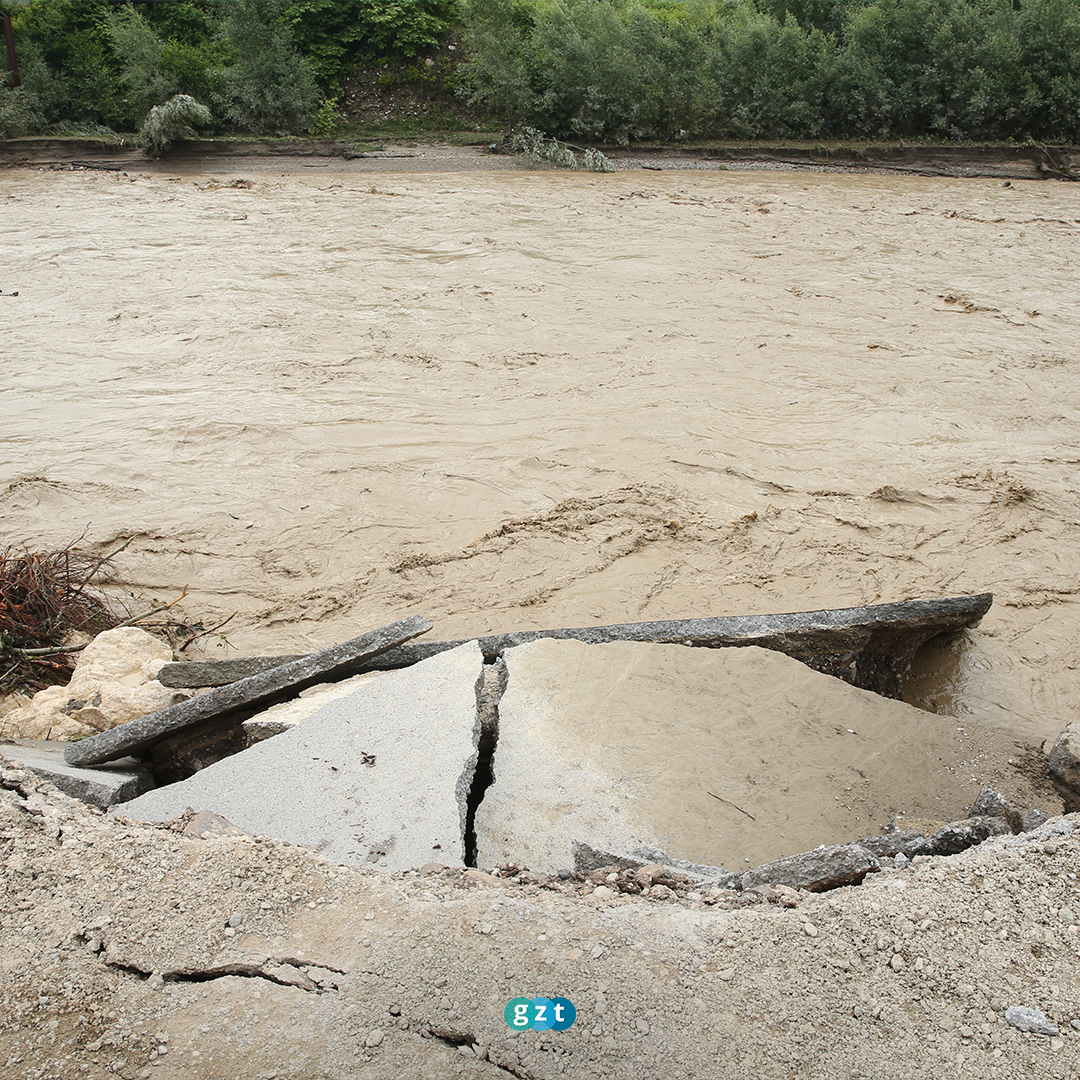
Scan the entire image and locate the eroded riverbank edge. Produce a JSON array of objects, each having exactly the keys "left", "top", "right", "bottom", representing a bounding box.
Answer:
[{"left": 2, "top": 136, "right": 1078, "bottom": 179}]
